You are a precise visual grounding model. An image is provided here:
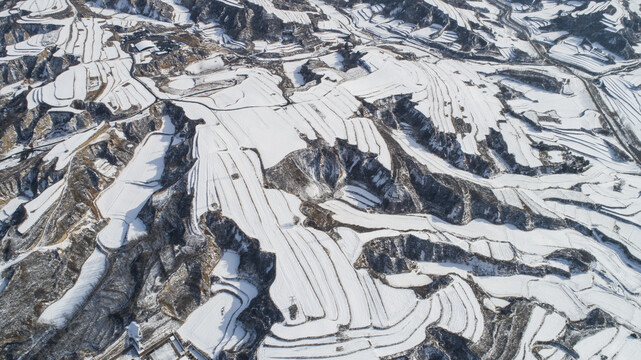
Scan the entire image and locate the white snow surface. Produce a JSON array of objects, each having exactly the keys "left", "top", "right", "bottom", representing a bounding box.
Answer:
[
  {"left": 38, "top": 249, "right": 108, "bottom": 328},
  {"left": 95, "top": 116, "right": 174, "bottom": 248},
  {"left": 3, "top": 0, "right": 641, "bottom": 358},
  {"left": 178, "top": 251, "right": 258, "bottom": 358}
]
